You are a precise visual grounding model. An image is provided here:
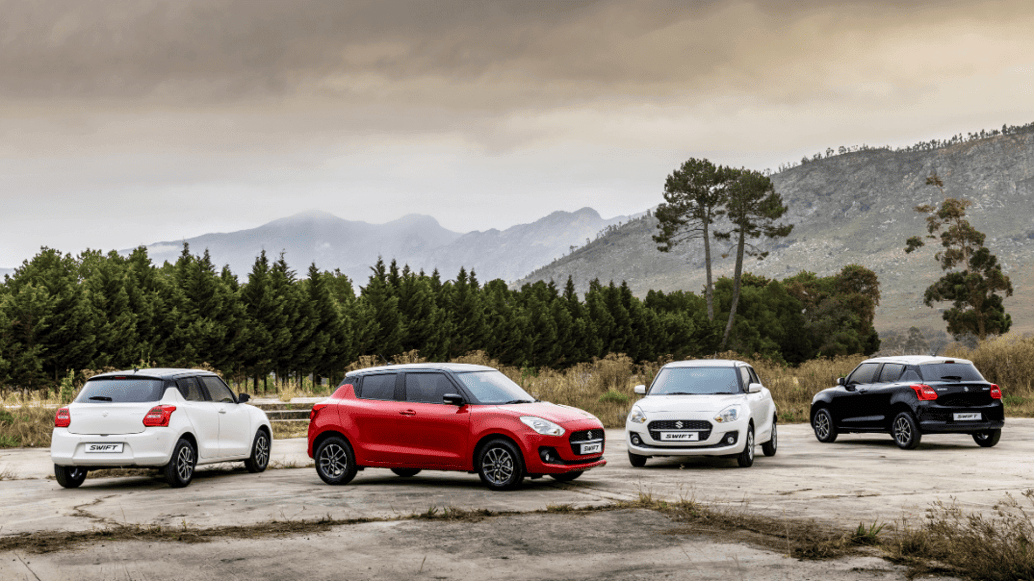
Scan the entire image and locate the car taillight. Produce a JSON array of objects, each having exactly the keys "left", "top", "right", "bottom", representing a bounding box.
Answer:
[
  {"left": 142, "top": 405, "right": 177, "bottom": 427},
  {"left": 909, "top": 384, "right": 938, "bottom": 401},
  {"left": 310, "top": 403, "right": 328, "bottom": 421},
  {"left": 990, "top": 384, "right": 1002, "bottom": 399},
  {"left": 55, "top": 407, "right": 71, "bottom": 428}
]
